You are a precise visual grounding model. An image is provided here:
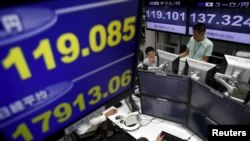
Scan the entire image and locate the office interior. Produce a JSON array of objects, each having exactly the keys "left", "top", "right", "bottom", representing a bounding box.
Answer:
[
  {"left": 143, "top": 27, "right": 250, "bottom": 100},
  {"left": 67, "top": 1, "right": 250, "bottom": 140},
  {"left": 1, "top": 0, "right": 250, "bottom": 141},
  {"left": 132, "top": 1, "right": 250, "bottom": 140}
]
